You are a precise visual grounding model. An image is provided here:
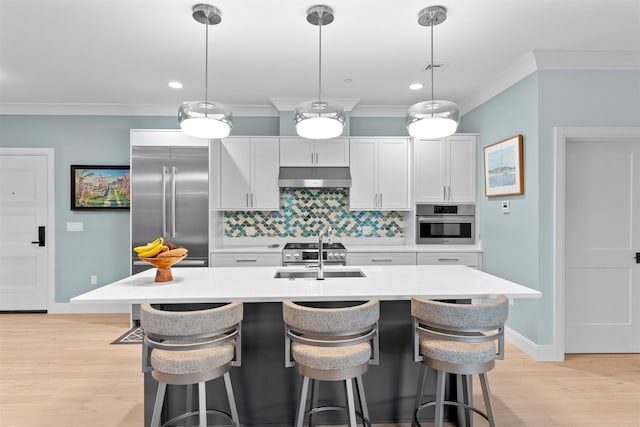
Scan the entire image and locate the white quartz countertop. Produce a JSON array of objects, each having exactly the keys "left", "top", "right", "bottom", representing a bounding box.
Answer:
[{"left": 71, "top": 265, "right": 540, "bottom": 304}]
